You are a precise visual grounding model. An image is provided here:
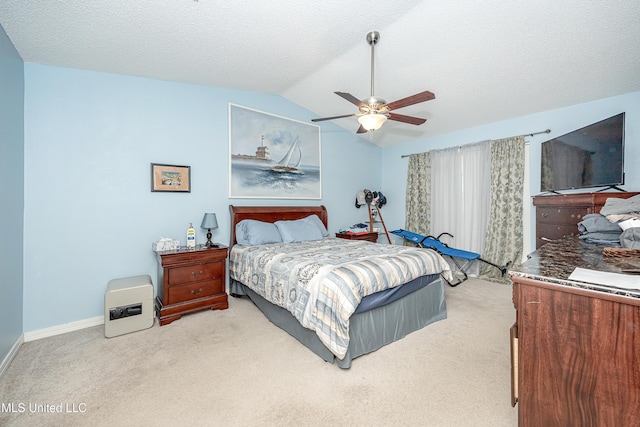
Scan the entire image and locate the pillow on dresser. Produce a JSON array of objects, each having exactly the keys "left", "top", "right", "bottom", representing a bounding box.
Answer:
[
  {"left": 275, "top": 217, "right": 324, "bottom": 243},
  {"left": 235, "top": 220, "right": 282, "bottom": 245}
]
